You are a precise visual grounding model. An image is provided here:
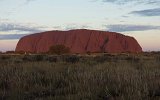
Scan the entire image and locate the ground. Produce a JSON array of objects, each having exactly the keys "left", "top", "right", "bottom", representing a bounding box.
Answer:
[{"left": 0, "top": 53, "right": 160, "bottom": 100}]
